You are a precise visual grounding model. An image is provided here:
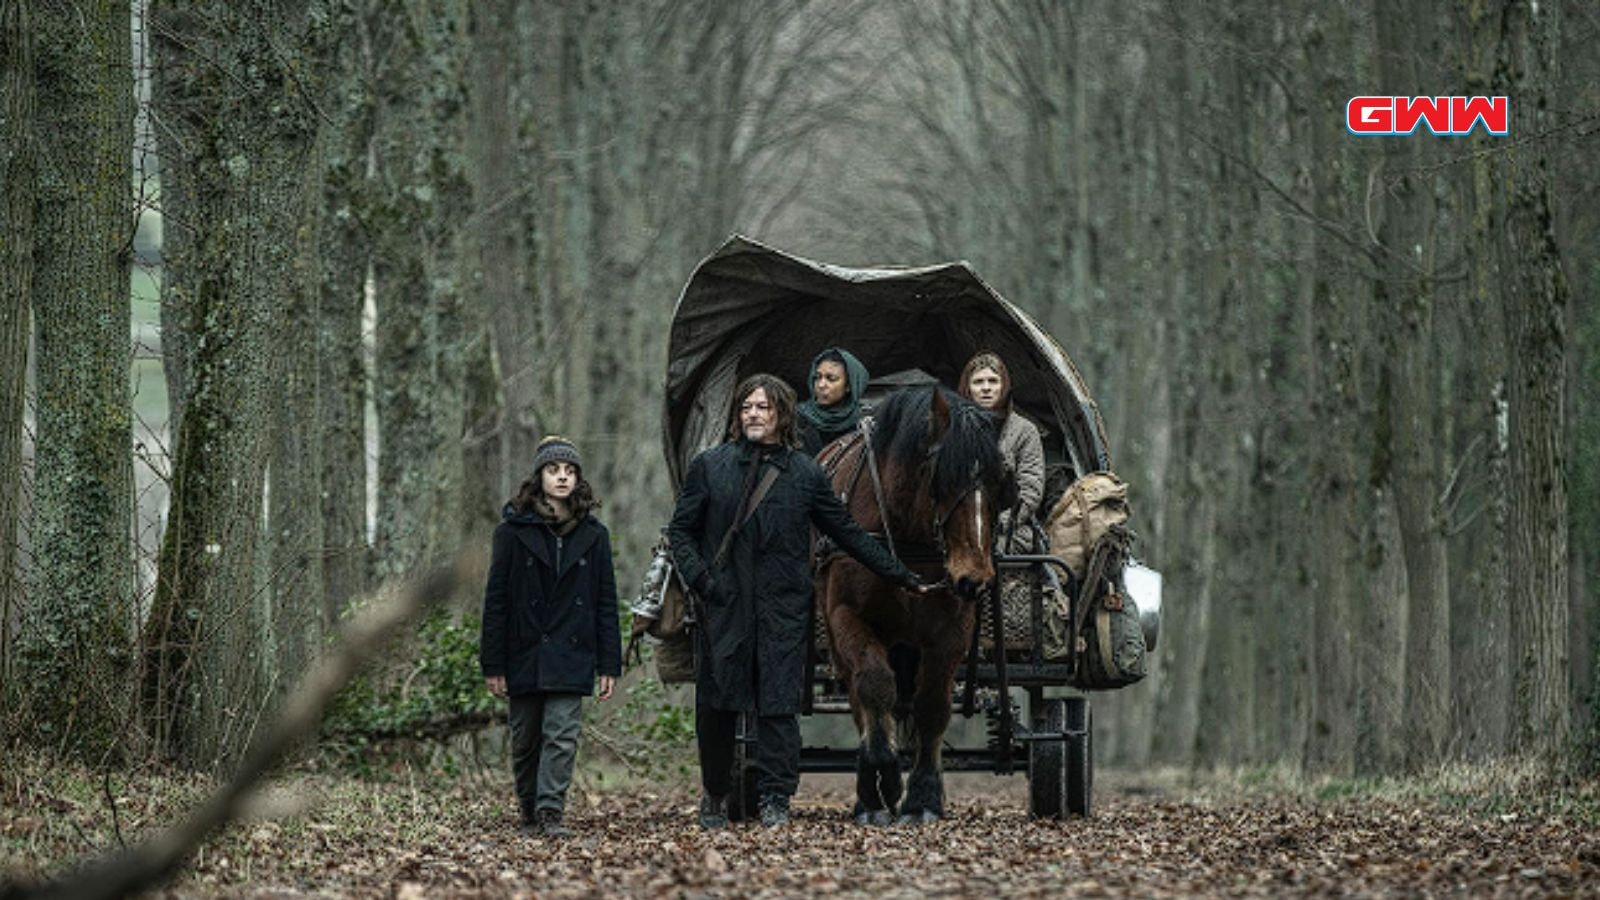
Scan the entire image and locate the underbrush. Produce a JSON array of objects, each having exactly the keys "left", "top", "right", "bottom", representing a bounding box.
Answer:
[
  {"left": 0, "top": 720, "right": 693, "bottom": 892},
  {"left": 319, "top": 608, "right": 695, "bottom": 782},
  {"left": 1, "top": 617, "right": 698, "bottom": 891},
  {"left": 1166, "top": 757, "right": 1600, "bottom": 825}
]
